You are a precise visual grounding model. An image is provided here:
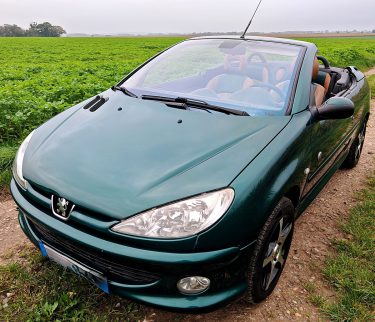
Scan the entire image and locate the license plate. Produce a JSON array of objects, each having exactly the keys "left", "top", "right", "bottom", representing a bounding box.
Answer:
[{"left": 39, "top": 242, "right": 109, "bottom": 293}]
